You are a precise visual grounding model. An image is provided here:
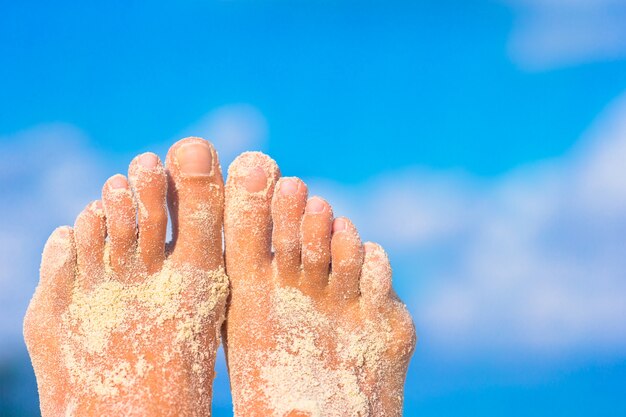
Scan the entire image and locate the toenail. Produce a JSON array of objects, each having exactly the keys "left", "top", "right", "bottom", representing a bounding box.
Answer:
[
  {"left": 243, "top": 166, "right": 268, "bottom": 192},
  {"left": 333, "top": 218, "right": 347, "bottom": 232},
  {"left": 306, "top": 197, "right": 326, "bottom": 214},
  {"left": 176, "top": 142, "right": 213, "bottom": 175},
  {"left": 109, "top": 175, "right": 128, "bottom": 189},
  {"left": 279, "top": 178, "right": 298, "bottom": 196},
  {"left": 138, "top": 153, "right": 159, "bottom": 168},
  {"left": 363, "top": 242, "right": 379, "bottom": 256},
  {"left": 95, "top": 200, "right": 103, "bottom": 209}
]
